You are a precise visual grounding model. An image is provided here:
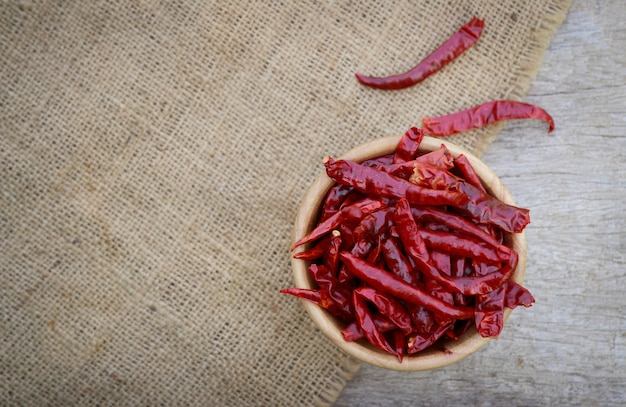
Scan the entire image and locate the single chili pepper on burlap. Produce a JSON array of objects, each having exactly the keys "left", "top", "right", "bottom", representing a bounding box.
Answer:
[
  {"left": 341, "top": 313, "right": 397, "bottom": 342},
  {"left": 393, "top": 127, "right": 424, "bottom": 163},
  {"left": 352, "top": 289, "right": 396, "bottom": 355},
  {"left": 354, "top": 287, "right": 414, "bottom": 335},
  {"left": 291, "top": 198, "right": 385, "bottom": 250},
  {"left": 340, "top": 252, "right": 474, "bottom": 321},
  {"left": 411, "top": 162, "right": 530, "bottom": 233},
  {"left": 355, "top": 17, "right": 485, "bottom": 90},
  {"left": 504, "top": 280, "right": 535, "bottom": 309},
  {"left": 324, "top": 157, "right": 470, "bottom": 208},
  {"left": 422, "top": 100, "right": 555, "bottom": 136}
]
